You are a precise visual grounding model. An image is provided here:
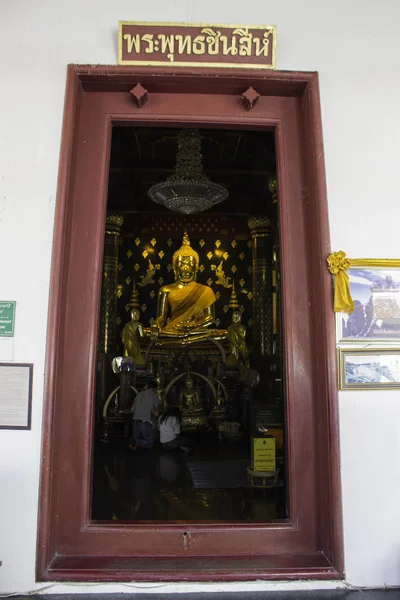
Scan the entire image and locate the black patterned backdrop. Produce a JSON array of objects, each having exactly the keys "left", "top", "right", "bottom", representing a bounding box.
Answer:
[{"left": 115, "top": 214, "right": 253, "bottom": 354}]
